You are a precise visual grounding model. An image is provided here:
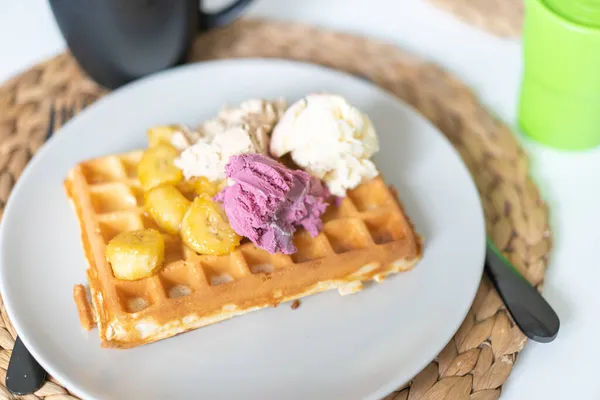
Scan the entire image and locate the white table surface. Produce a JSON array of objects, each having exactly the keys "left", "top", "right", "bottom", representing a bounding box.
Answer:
[{"left": 1, "top": 0, "right": 599, "bottom": 399}]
